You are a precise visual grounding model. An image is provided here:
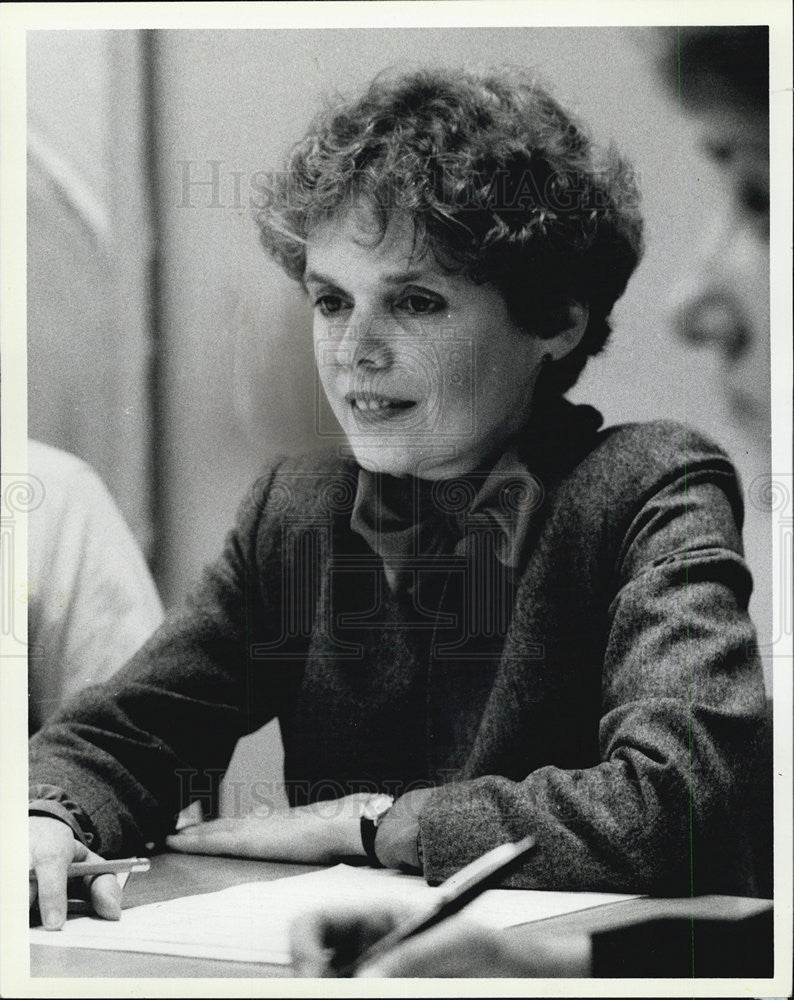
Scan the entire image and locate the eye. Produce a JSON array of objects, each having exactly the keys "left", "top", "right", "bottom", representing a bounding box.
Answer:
[
  {"left": 396, "top": 291, "right": 446, "bottom": 315},
  {"left": 706, "top": 141, "right": 733, "bottom": 166},
  {"left": 314, "top": 294, "right": 350, "bottom": 316},
  {"left": 739, "top": 180, "right": 769, "bottom": 218}
]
